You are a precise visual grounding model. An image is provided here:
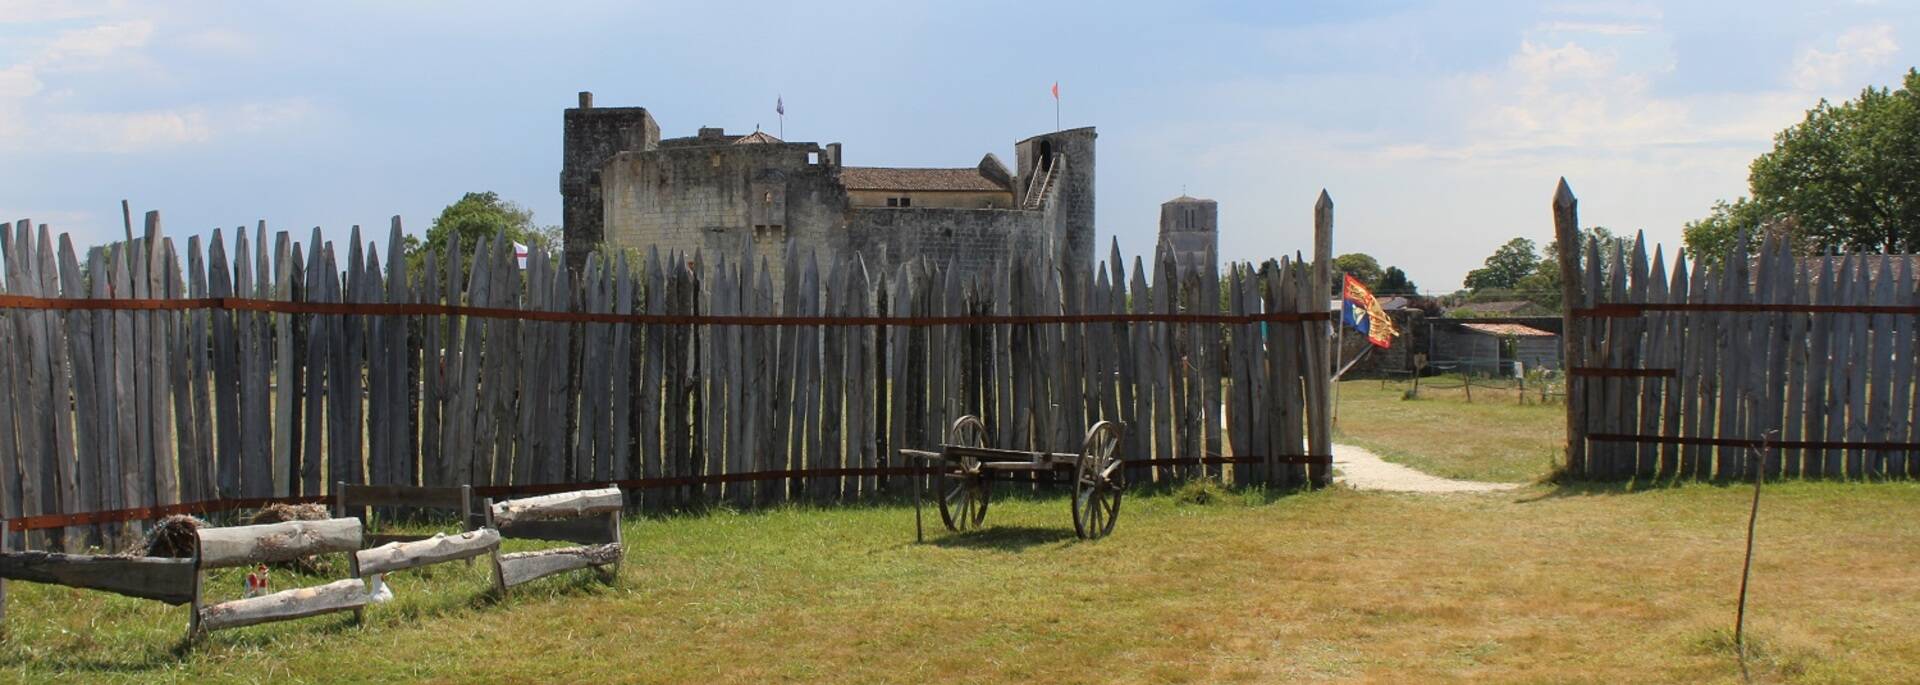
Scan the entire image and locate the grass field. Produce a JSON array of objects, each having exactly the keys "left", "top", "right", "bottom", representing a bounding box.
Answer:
[
  {"left": 4, "top": 478, "right": 1918, "bottom": 683},
  {"left": 1335, "top": 378, "right": 1565, "bottom": 483}
]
